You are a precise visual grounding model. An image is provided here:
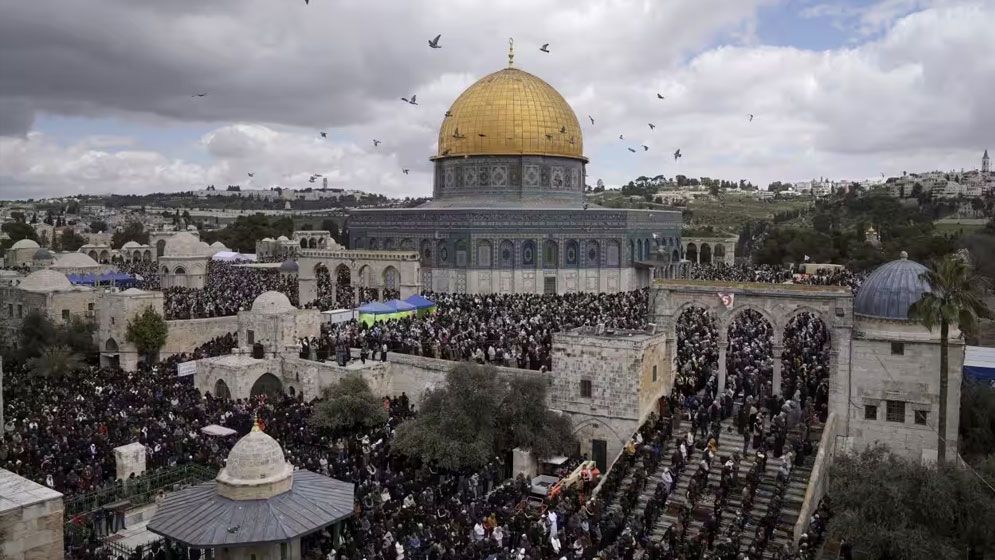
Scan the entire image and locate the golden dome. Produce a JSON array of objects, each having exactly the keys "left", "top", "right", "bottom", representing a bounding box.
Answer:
[{"left": 435, "top": 67, "right": 585, "bottom": 161}]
